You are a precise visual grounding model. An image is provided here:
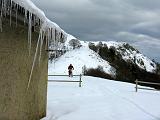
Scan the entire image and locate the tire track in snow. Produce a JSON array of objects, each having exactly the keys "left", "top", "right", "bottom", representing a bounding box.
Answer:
[{"left": 99, "top": 83, "right": 160, "bottom": 120}]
